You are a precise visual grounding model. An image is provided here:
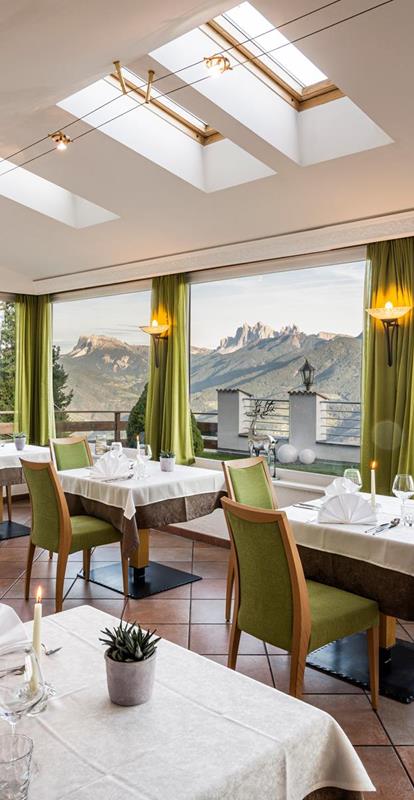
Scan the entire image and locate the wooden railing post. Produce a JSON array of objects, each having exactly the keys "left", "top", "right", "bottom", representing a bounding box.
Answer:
[{"left": 114, "top": 412, "right": 121, "bottom": 442}]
